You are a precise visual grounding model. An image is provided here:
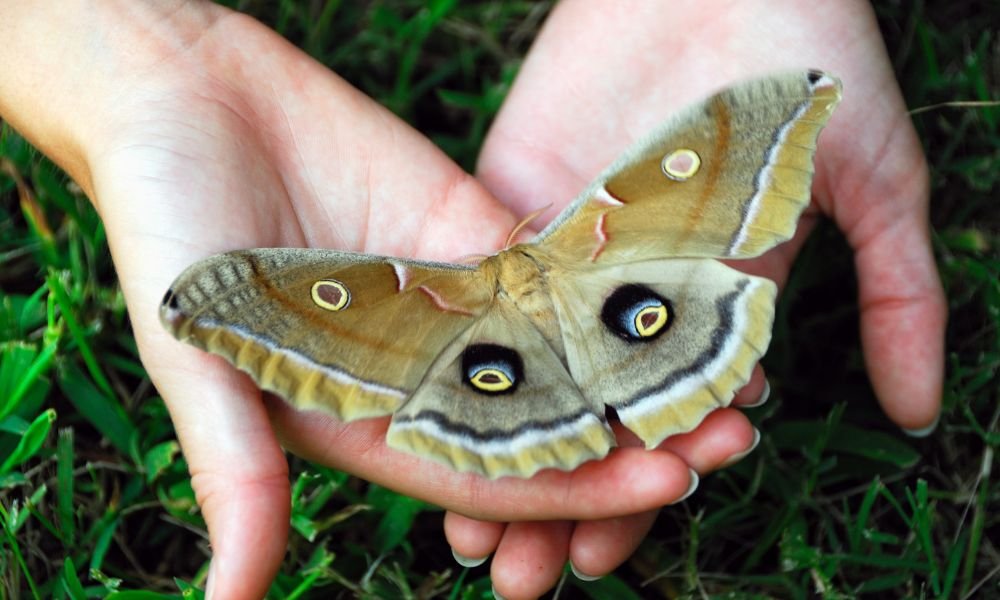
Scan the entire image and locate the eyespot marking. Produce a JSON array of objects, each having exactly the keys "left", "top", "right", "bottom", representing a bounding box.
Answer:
[
  {"left": 470, "top": 368, "right": 513, "bottom": 392},
  {"left": 661, "top": 148, "right": 701, "bottom": 181},
  {"left": 635, "top": 304, "right": 668, "bottom": 337},
  {"left": 462, "top": 344, "right": 523, "bottom": 395},
  {"left": 311, "top": 279, "right": 350, "bottom": 311},
  {"left": 162, "top": 289, "right": 179, "bottom": 310},
  {"left": 601, "top": 285, "right": 674, "bottom": 342}
]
